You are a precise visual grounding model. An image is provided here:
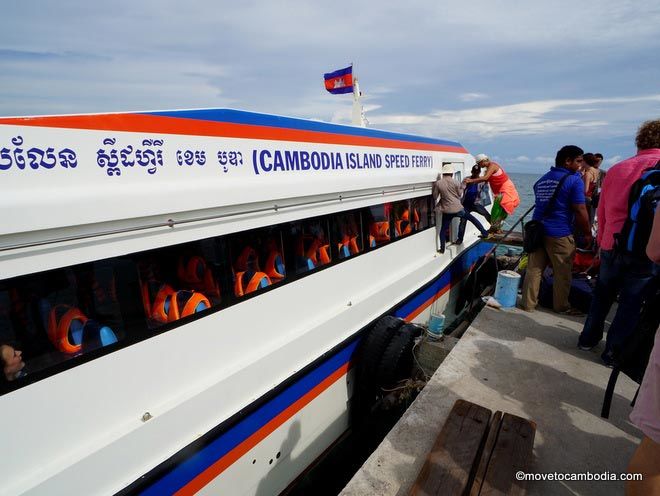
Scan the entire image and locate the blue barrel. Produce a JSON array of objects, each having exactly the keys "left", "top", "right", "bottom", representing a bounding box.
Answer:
[
  {"left": 493, "top": 270, "right": 521, "bottom": 308},
  {"left": 427, "top": 312, "right": 446, "bottom": 339}
]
